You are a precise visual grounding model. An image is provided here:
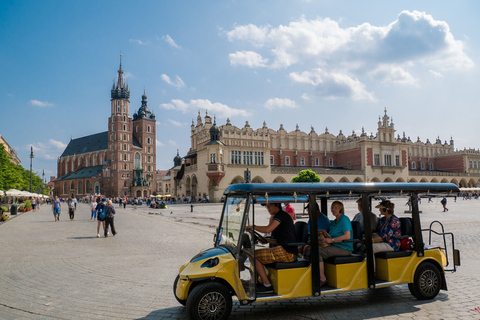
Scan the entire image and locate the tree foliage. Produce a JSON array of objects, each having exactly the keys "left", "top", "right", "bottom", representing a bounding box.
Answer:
[
  {"left": 0, "top": 144, "right": 47, "bottom": 194},
  {"left": 291, "top": 169, "right": 321, "bottom": 183}
]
